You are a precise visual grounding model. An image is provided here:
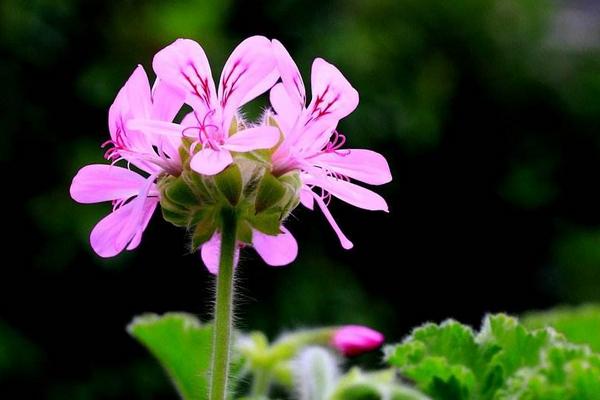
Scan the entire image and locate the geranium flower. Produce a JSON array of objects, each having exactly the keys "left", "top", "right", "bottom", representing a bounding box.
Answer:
[
  {"left": 268, "top": 40, "right": 392, "bottom": 249},
  {"left": 130, "top": 36, "right": 282, "bottom": 176},
  {"left": 70, "top": 66, "right": 184, "bottom": 257}
]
